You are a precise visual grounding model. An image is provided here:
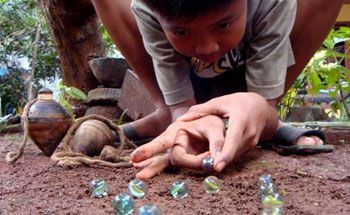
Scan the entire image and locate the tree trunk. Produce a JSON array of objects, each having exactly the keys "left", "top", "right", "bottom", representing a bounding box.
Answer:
[{"left": 37, "top": 0, "right": 105, "bottom": 93}]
